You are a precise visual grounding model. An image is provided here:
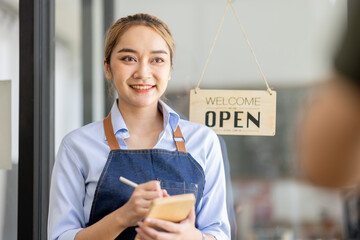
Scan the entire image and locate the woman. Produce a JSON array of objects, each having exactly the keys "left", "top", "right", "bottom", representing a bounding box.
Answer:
[{"left": 48, "top": 13, "right": 230, "bottom": 240}]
